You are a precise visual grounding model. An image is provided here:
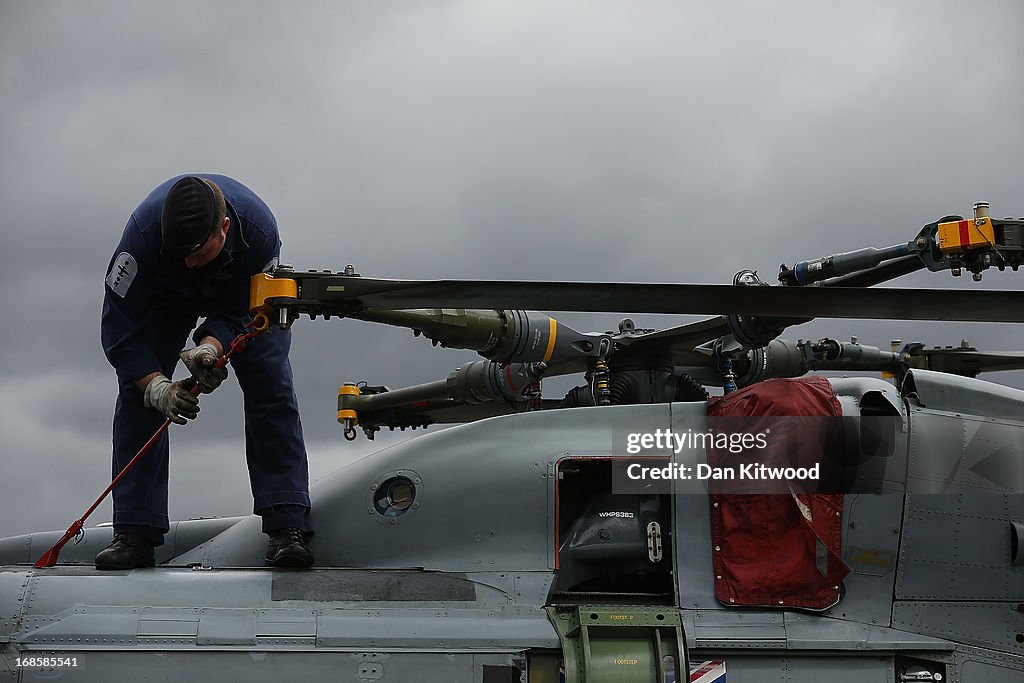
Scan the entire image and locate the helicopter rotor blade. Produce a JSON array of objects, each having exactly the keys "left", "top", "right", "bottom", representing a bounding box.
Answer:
[
  {"left": 909, "top": 349, "right": 1024, "bottom": 376},
  {"left": 282, "top": 275, "right": 1024, "bottom": 323}
]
